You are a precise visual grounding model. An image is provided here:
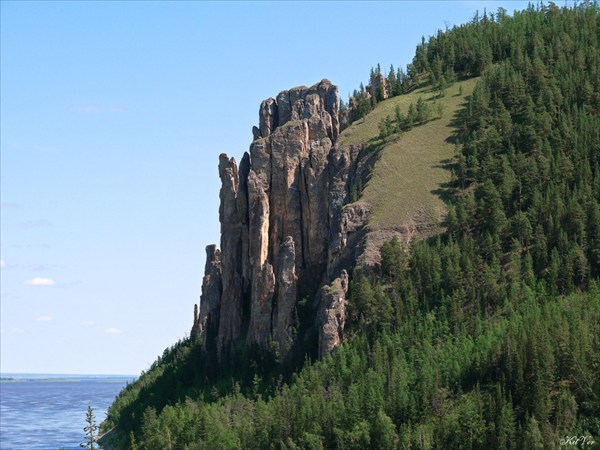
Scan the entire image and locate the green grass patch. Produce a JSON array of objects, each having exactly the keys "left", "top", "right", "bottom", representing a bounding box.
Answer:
[{"left": 339, "top": 78, "right": 478, "bottom": 236}]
